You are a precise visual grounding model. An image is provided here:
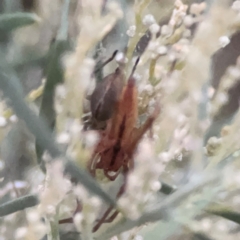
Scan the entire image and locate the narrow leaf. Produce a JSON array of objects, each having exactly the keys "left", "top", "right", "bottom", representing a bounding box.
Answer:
[
  {"left": 40, "top": 40, "right": 70, "bottom": 128},
  {"left": 0, "top": 12, "right": 40, "bottom": 32},
  {"left": 36, "top": 40, "right": 71, "bottom": 171},
  {"left": 193, "top": 232, "right": 215, "bottom": 240},
  {"left": 0, "top": 194, "right": 39, "bottom": 217},
  {"left": 141, "top": 221, "right": 180, "bottom": 240},
  {"left": 11, "top": 51, "right": 47, "bottom": 70},
  {"left": 206, "top": 203, "right": 240, "bottom": 224},
  {"left": 36, "top": 0, "right": 71, "bottom": 170}
]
